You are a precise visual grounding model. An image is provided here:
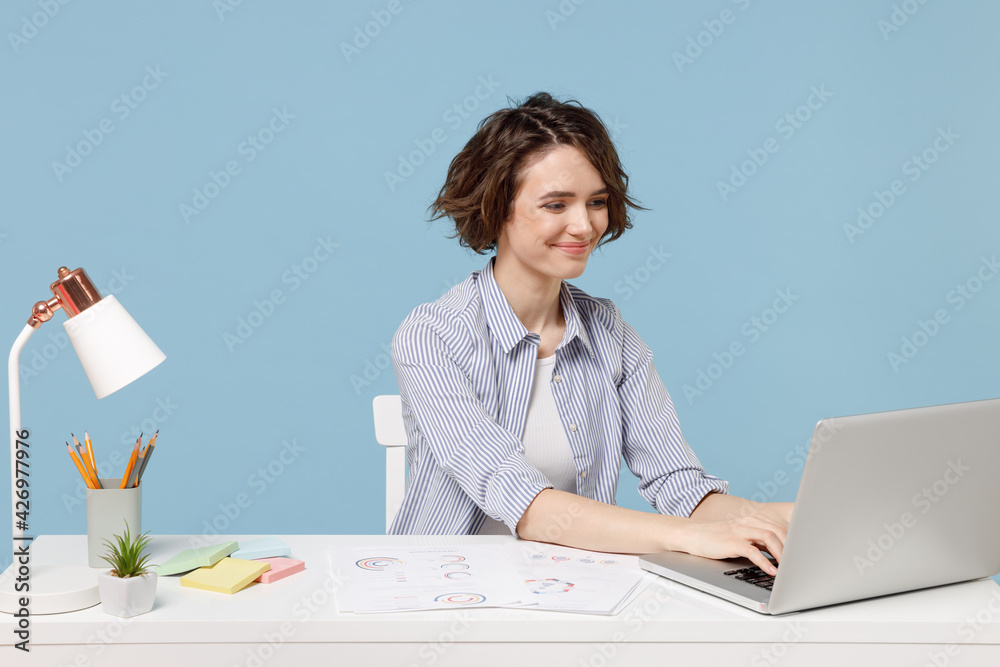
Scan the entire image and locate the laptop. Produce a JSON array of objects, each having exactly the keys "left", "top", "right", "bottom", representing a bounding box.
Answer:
[{"left": 639, "top": 398, "right": 1000, "bottom": 614}]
